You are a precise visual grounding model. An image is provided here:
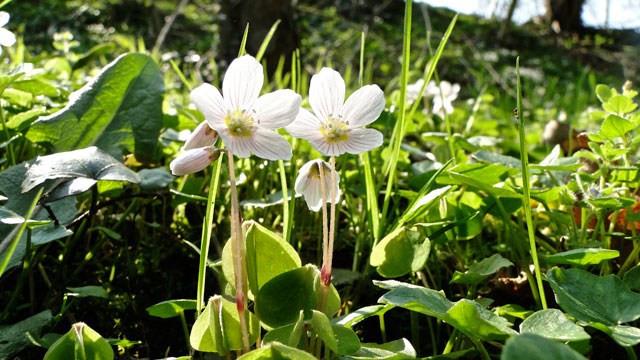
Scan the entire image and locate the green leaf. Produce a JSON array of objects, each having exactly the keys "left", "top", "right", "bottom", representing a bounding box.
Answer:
[
  {"left": 494, "top": 304, "right": 533, "bottom": 320},
  {"left": 262, "top": 318, "right": 304, "bottom": 349},
  {"left": 472, "top": 150, "right": 521, "bottom": 170},
  {"left": 0, "top": 310, "right": 52, "bottom": 359},
  {"left": 439, "top": 164, "right": 521, "bottom": 198},
  {"left": 335, "top": 305, "right": 390, "bottom": 327},
  {"left": 520, "top": 309, "right": 590, "bottom": 342},
  {"left": 378, "top": 286, "right": 453, "bottom": 318},
  {"left": 138, "top": 168, "right": 174, "bottom": 190},
  {"left": 622, "top": 265, "right": 640, "bottom": 291},
  {"left": 588, "top": 323, "right": 640, "bottom": 347},
  {"left": 546, "top": 267, "right": 640, "bottom": 325},
  {"left": 587, "top": 196, "right": 636, "bottom": 211},
  {"left": 66, "top": 286, "right": 109, "bottom": 299},
  {"left": 337, "top": 338, "right": 416, "bottom": 359},
  {"left": 237, "top": 342, "right": 316, "bottom": 360},
  {"left": 332, "top": 325, "right": 361, "bottom": 356},
  {"left": 0, "top": 72, "right": 24, "bottom": 95},
  {"left": 309, "top": 310, "right": 339, "bottom": 353},
  {"left": 450, "top": 254, "right": 513, "bottom": 285},
  {"left": 256, "top": 265, "right": 340, "bottom": 328},
  {"left": 190, "top": 296, "right": 260, "bottom": 353},
  {"left": 542, "top": 248, "right": 619, "bottom": 266},
  {"left": 370, "top": 226, "right": 430, "bottom": 278},
  {"left": 10, "top": 79, "right": 59, "bottom": 97},
  {"left": 44, "top": 322, "right": 114, "bottom": 360},
  {"left": 73, "top": 43, "right": 116, "bottom": 71},
  {"left": 444, "top": 300, "right": 517, "bottom": 341},
  {"left": 399, "top": 186, "right": 452, "bottom": 224},
  {"left": 27, "top": 53, "right": 164, "bottom": 161},
  {"left": 146, "top": 299, "right": 196, "bottom": 319},
  {"left": 501, "top": 334, "right": 587, "bottom": 360},
  {"left": 22, "top": 146, "right": 140, "bottom": 197},
  {"left": 596, "top": 84, "right": 613, "bottom": 103},
  {"left": 600, "top": 114, "right": 635, "bottom": 140},
  {"left": 603, "top": 95, "right": 637, "bottom": 114}
]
